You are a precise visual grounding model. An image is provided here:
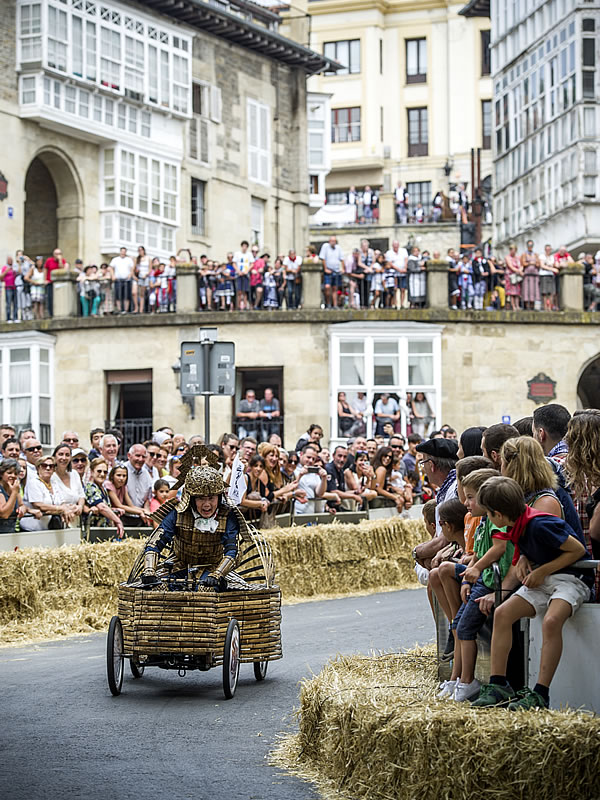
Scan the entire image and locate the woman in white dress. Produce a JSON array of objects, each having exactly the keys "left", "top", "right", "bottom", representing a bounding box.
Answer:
[{"left": 51, "top": 443, "right": 85, "bottom": 527}]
